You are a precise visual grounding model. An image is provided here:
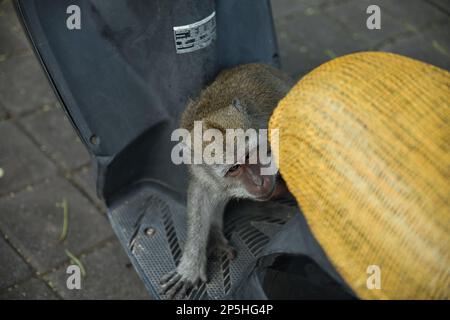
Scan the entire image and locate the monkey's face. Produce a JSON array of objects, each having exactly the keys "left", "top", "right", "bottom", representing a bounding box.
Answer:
[
  {"left": 205, "top": 143, "right": 279, "bottom": 201},
  {"left": 224, "top": 158, "right": 279, "bottom": 201},
  {"left": 186, "top": 97, "right": 281, "bottom": 201}
]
